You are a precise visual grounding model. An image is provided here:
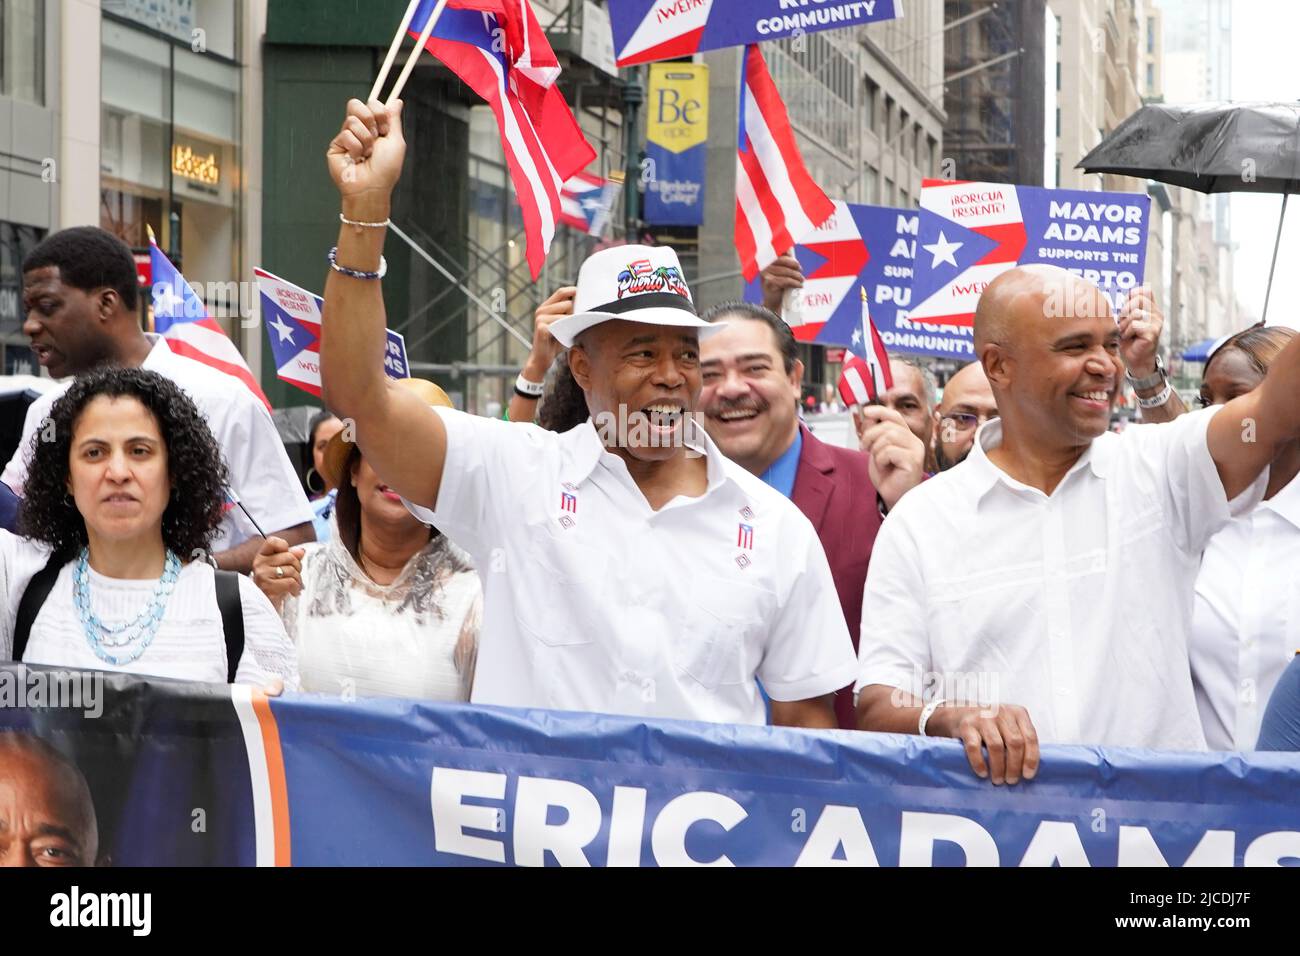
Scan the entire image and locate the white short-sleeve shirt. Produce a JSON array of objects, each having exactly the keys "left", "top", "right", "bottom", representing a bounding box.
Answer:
[
  {"left": 1191, "top": 471, "right": 1300, "bottom": 750},
  {"left": 403, "top": 411, "right": 857, "bottom": 724},
  {"left": 854, "top": 407, "right": 1267, "bottom": 751},
  {"left": 1, "top": 336, "right": 313, "bottom": 552}
]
